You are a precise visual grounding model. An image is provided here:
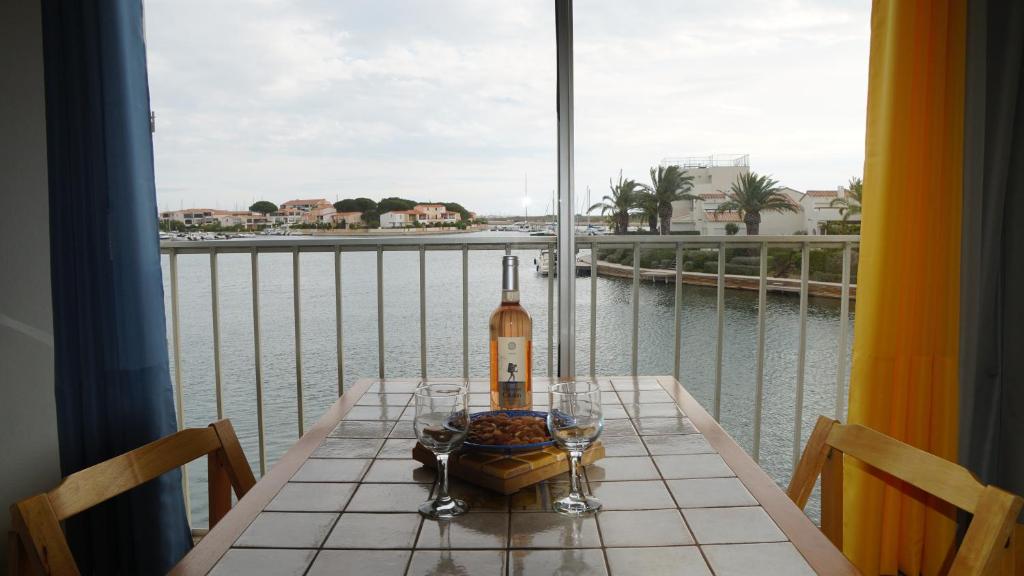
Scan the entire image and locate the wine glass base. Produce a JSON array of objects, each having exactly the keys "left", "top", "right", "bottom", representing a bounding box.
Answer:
[
  {"left": 553, "top": 495, "right": 602, "bottom": 516},
  {"left": 419, "top": 498, "right": 469, "bottom": 520}
]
